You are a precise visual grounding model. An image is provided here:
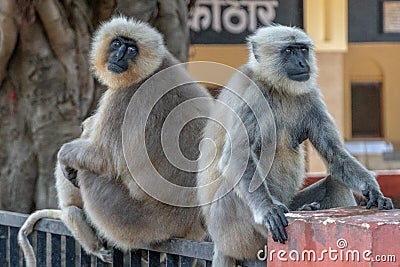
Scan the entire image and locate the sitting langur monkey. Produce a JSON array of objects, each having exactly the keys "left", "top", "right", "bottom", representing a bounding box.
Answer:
[
  {"left": 18, "top": 116, "right": 113, "bottom": 266},
  {"left": 57, "top": 17, "right": 209, "bottom": 253},
  {"left": 197, "top": 25, "right": 393, "bottom": 266}
]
